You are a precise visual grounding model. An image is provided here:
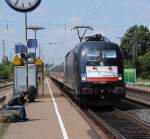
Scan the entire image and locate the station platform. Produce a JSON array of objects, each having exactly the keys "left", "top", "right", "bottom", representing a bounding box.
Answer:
[{"left": 1, "top": 78, "right": 102, "bottom": 139}]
